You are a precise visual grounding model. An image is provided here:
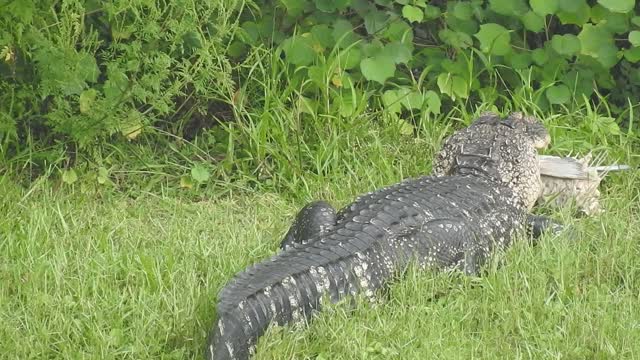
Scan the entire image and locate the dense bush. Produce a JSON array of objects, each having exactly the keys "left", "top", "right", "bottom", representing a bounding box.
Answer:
[
  {"left": 0, "top": 0, "right": 637, "bottom": 186},
  {"left": 0, "top": 0, "right": 240, "bottom": 160}
]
